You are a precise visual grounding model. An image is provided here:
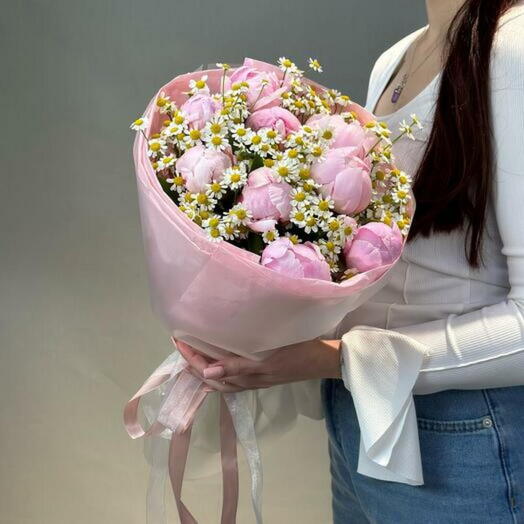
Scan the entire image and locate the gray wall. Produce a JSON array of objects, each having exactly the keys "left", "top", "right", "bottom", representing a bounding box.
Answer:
[{"left": 1, "top": 1, "right": 426, "bottom": 522}]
